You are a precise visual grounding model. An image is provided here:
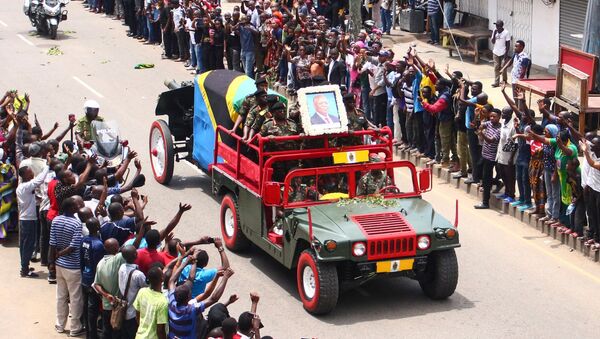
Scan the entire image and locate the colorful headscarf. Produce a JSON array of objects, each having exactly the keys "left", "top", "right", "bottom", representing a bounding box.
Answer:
[{"left": 545, "top": 124, "right": 559, "bottom": 138}]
